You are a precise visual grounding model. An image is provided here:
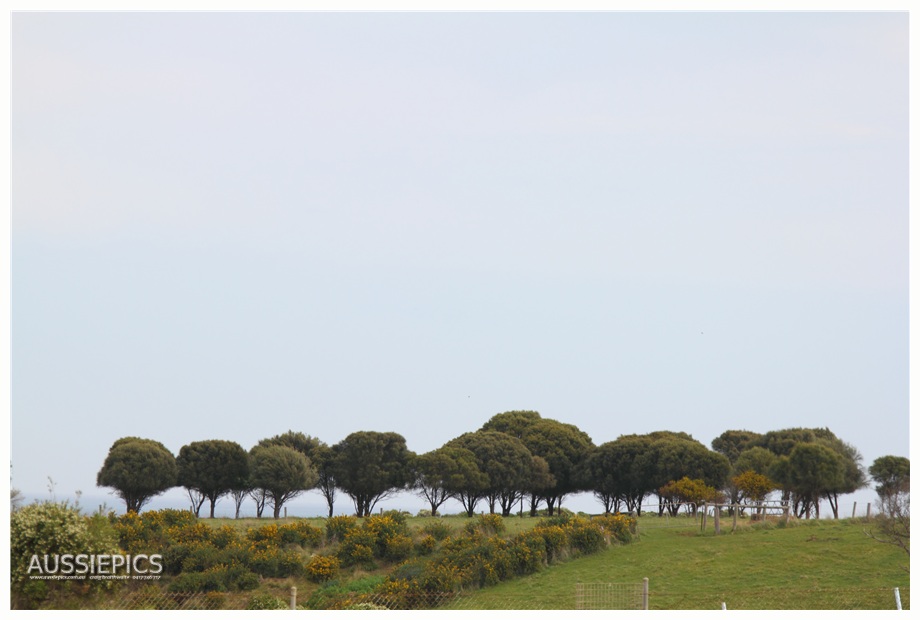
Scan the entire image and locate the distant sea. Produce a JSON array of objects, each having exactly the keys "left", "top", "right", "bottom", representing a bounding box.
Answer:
[{"left": 20, "top": 487, "right": 881, "bottom": 521}]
